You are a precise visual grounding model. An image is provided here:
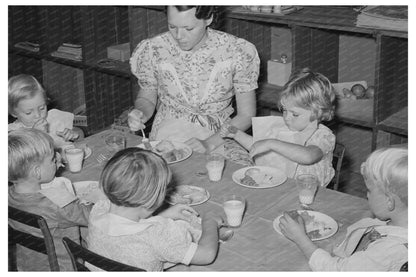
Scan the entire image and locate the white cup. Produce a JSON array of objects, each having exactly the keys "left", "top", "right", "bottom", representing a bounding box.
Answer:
[
  {"left": 65, "top": 148, "right": 84, "bottom": 173},
  {"left": 297, "top": 174, "right": 319, "bottom": 205},
  {"left": 223, "top": 195, "right": 246, "bottom": 227},
  {"left": 206, "top": 153, "right": 225, "bottom": 181}
]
